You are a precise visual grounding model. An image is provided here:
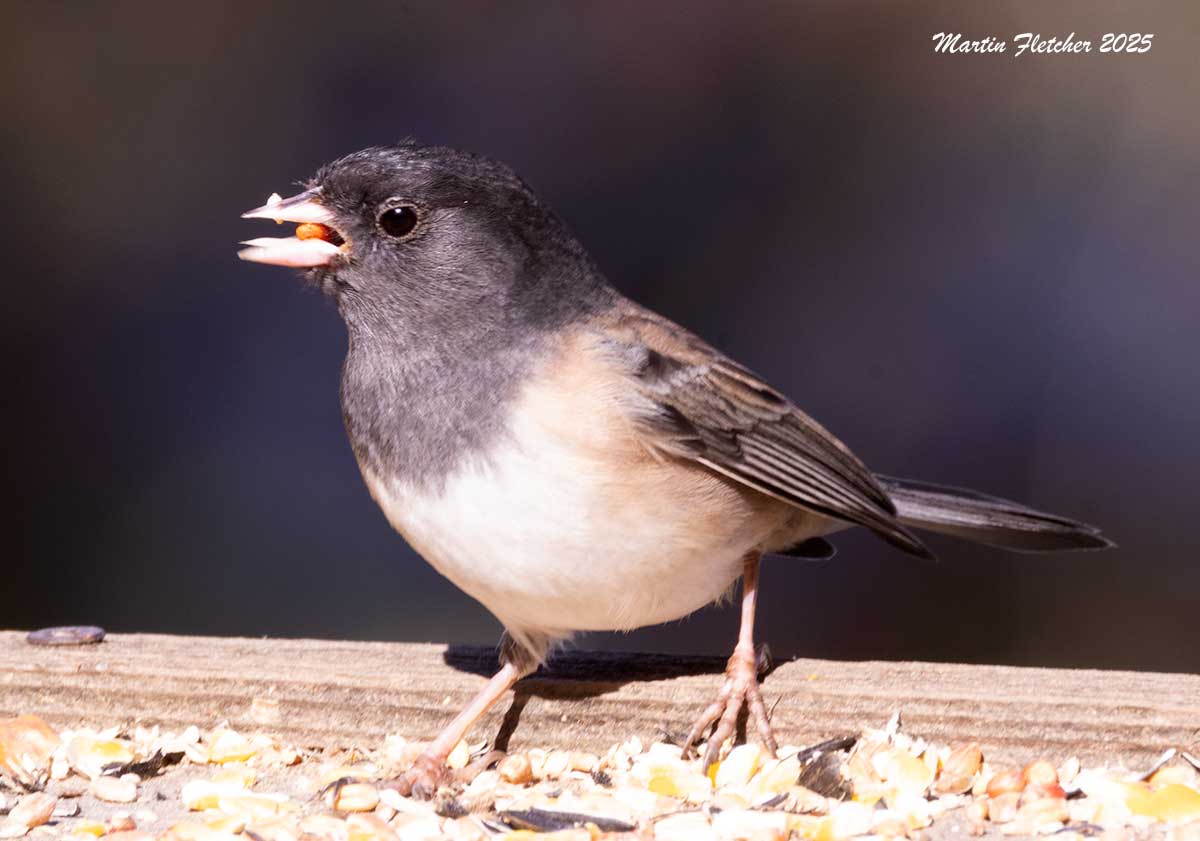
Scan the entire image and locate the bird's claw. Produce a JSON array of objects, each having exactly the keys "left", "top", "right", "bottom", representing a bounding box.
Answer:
[
  {"left": 681, "top": 643, "right": 779, "bottom": 770},
  {"left": 380, "top": 752, "right": 452, "bottom": 800},
  {"left": 380, "top": 748, "right": 506, "bottom": 801}
]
